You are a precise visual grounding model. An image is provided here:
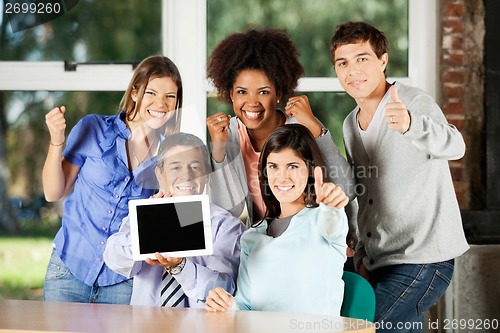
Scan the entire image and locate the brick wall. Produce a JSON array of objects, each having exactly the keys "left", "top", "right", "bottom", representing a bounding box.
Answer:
[{"left": 439, "top": 0, "right": 485, "bottom": 210}]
